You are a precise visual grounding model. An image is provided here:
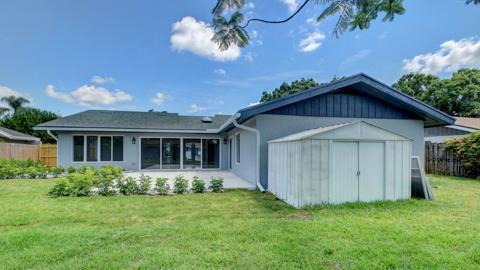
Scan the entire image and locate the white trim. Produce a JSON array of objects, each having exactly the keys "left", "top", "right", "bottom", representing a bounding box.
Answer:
[{"left": 235, "top": 132, "right": 241, "bottom": 164}]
